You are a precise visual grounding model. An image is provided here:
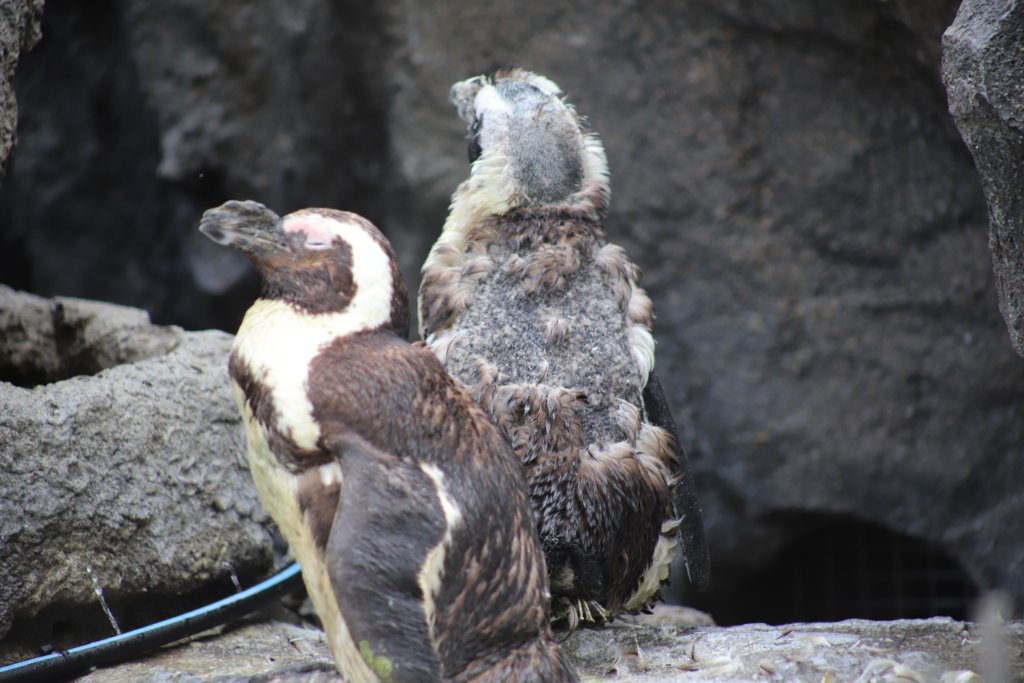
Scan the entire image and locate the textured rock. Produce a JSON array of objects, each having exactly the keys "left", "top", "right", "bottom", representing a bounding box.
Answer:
[
  {"left": 0, "top": 286, "right": 273, "bottom": 647},
  {"left": 943, "top": 0, "right": 1024, "bottom": 357},
  {"left": 0, "top": 0, "right": 42, "bottom": 176},
  {"left": 0, "top": 285, "right": 182, "bottom": 386},
  {"left": 76, "top": 617, "right": 1024, "bottom": 682},
  {"left": 2, "top": 0, "right": 1023, "bottom": 623}
]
